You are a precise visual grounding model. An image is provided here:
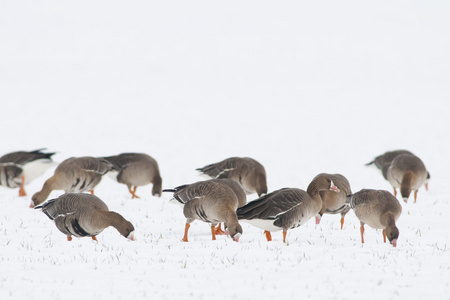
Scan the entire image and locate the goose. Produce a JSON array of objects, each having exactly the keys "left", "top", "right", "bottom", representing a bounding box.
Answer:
[
  {"left": 35, "top": 193, "right": 135, "bottom": 241},
  {"left": 312, "top": 173, "right": 352, "bottom": 229},
  {"left": 31, "top": 156, "right": 113, "bottom": 208},
  {"left": 387, "top": 154, "right": 428, "bottom": 203},
  {"left": 236, "top": 176, "right": 339, "bottom": 243},
  {"left": 0, "top": 149, "right": 56, "bottom": 196},
  {"left": 102, "top": 153, "right": 162, "bottom": 198},
  {"left": 366, "top": 150, "right": 430, "bottom": 191},
  {"left": 196, "top": 157, "right": 267, "bottom": 196},
  {"left": 347, "top": 189, "right": 402, "bottom": 247},
  {"left": 163, "top": 179, "right": 244, "bottom": 242},
  {"left": 210, "top": 177, "right": 247, "bottom": 235}
]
